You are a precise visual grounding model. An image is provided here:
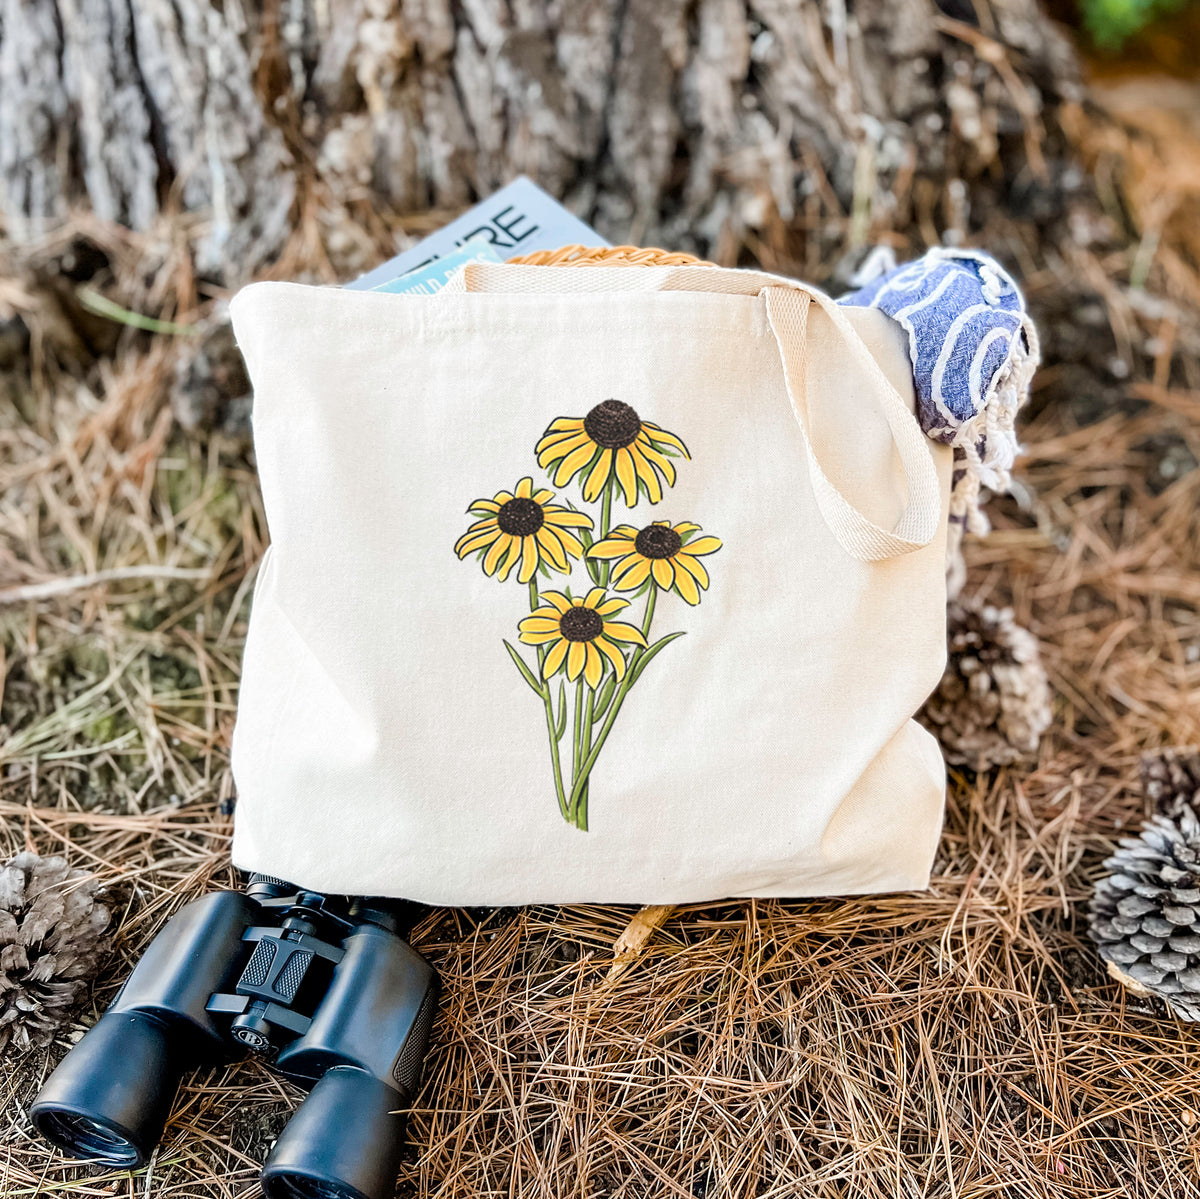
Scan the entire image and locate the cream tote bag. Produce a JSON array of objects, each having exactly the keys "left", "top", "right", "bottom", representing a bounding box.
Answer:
[{"left": 228, "top": 263, "right": 953, "bottom": 906}]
